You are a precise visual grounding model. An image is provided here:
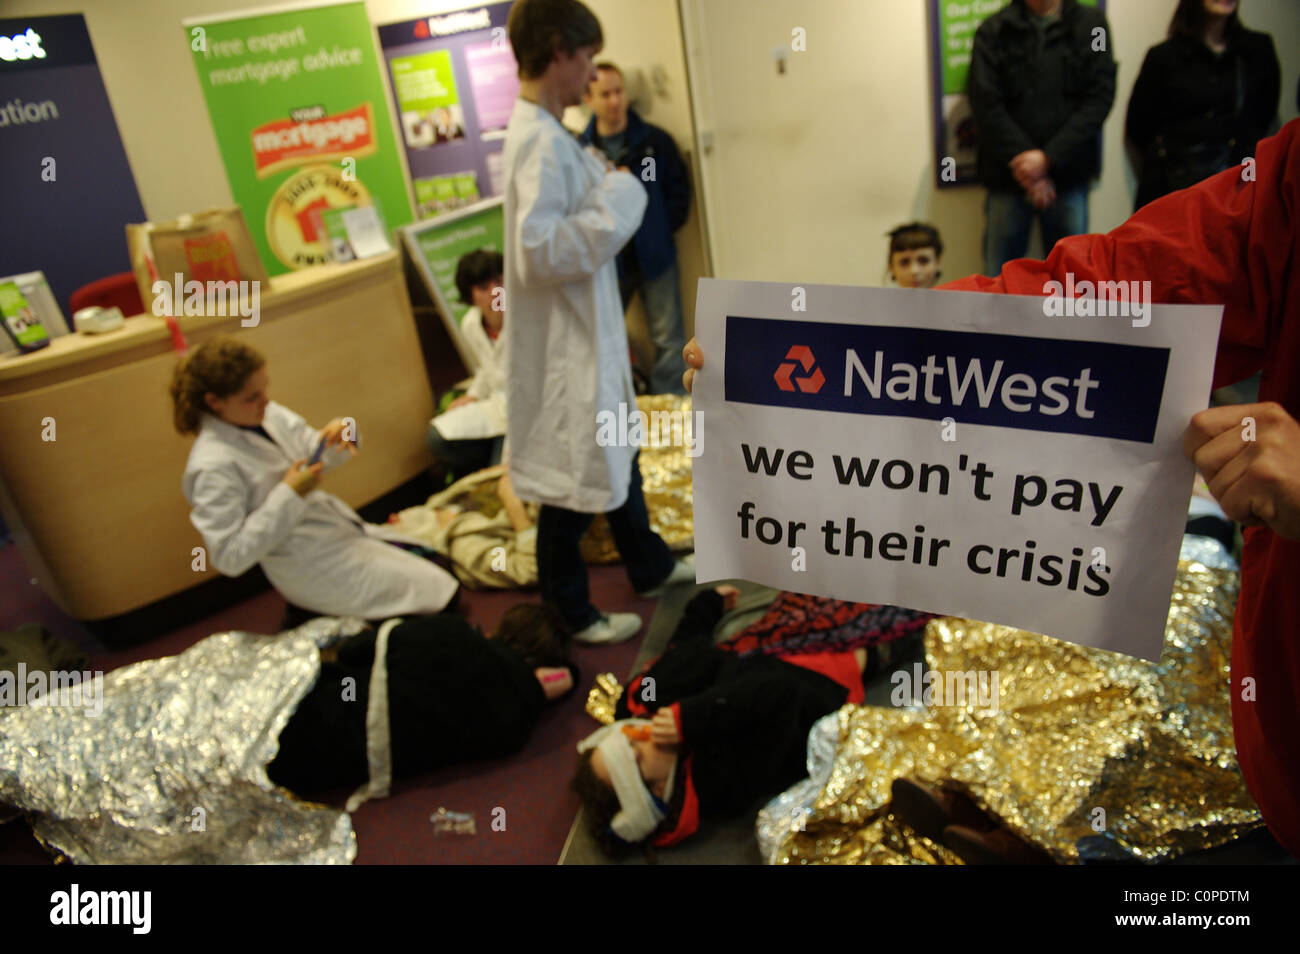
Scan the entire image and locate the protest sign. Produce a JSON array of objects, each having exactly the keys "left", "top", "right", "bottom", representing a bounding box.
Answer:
[{"left": 691, "top": 278, "right": 1222, "bottom": 660}]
